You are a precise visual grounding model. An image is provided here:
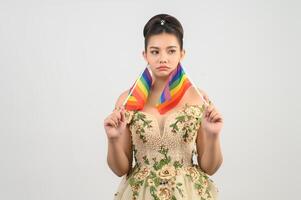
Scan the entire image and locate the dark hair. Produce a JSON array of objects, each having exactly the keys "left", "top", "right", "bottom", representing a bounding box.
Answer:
[{"left": 143, "top": 14, "right": 184, "bottom": 52}]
